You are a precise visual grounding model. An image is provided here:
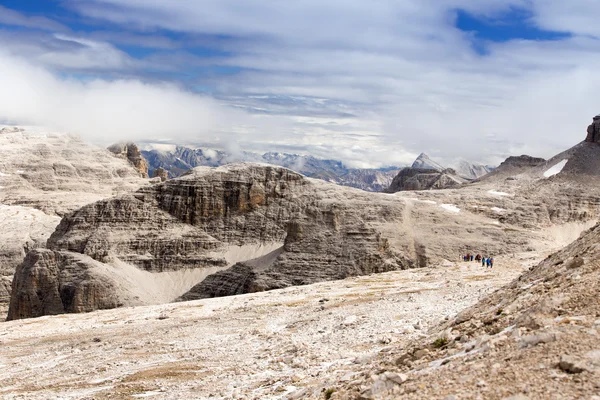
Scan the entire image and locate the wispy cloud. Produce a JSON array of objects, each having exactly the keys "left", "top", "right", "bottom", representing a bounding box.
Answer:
[
  {"left": 0, "top": 1, "right": 599, "bottom": 168},
  {"left": 0, "top": 5, "right": 69, "bottom": 32}
]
